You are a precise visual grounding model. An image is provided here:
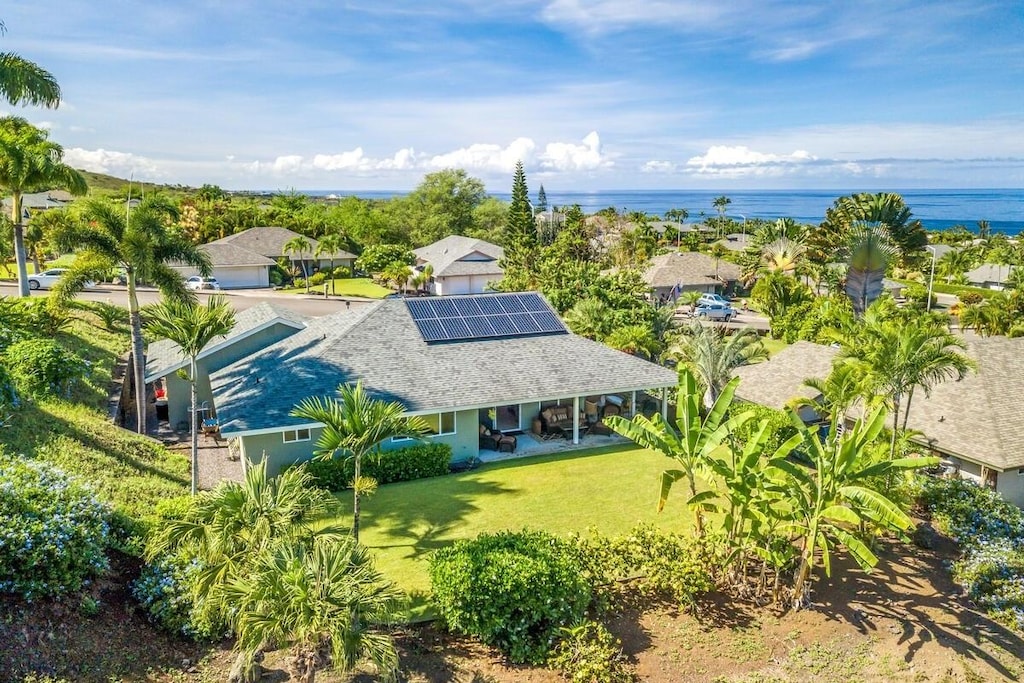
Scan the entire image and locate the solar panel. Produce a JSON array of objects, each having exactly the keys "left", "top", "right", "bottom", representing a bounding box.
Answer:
[{"left": 405, "top": 292, "right": 567, "bottom": 344}]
